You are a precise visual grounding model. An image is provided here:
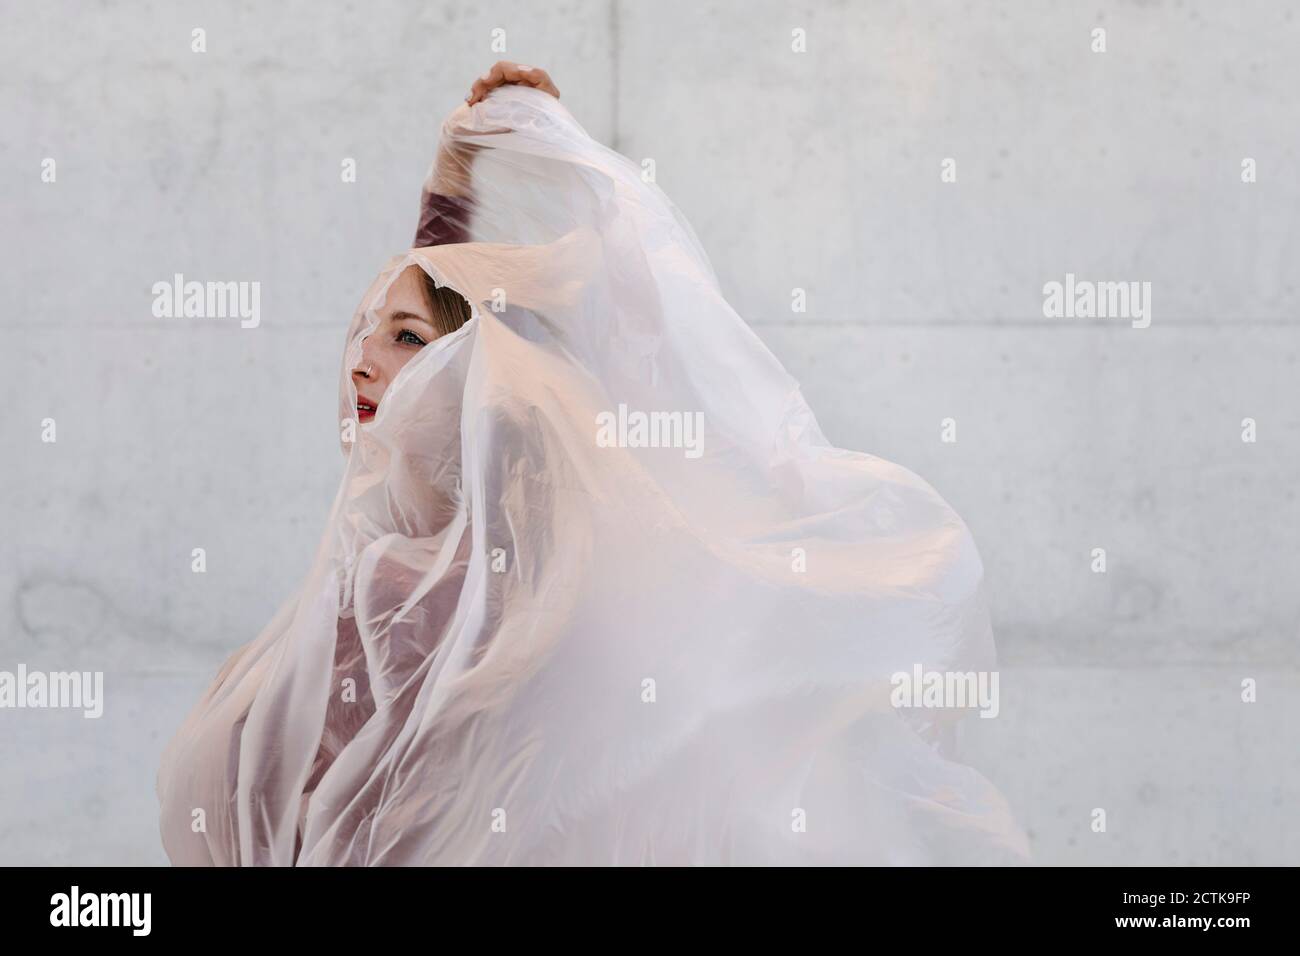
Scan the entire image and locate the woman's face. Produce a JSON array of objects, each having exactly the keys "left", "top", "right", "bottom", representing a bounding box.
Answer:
[{"left": 352, "top": 266, "right": 439, "bottom": 422}]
